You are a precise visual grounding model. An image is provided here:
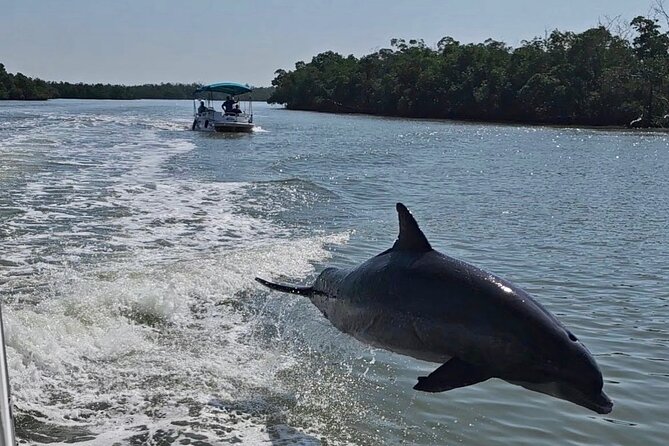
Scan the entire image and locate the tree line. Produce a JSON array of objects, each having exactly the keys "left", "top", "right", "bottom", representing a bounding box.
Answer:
[
  {"left": 269, "top": 16, "right": 669, "bottom": 127},
  {"left": 0, "top": 64, "right": 274, "bottom": 101}
]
